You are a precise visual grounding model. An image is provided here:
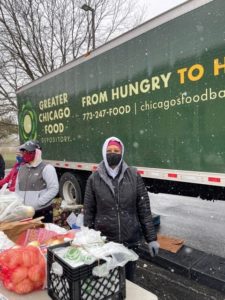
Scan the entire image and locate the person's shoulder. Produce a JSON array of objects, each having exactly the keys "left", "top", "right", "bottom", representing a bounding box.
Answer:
[
  {"left": 42, "top": 164, "right": 57, "bottom": 178},
  {"left": 87, "top": 169, "right": 100, "bottom": 184},
  {"left": 90, "top": 170, "right": 100, "bottom": 179},
  {"left": 44, "top": 163, "right": 56, "bottom": 171},
  {"left": 127, "top": 166, "right": 138, "bottom": 176},
  {"left": 128, "top": 166, "right": 137, "bottom": 172}
]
